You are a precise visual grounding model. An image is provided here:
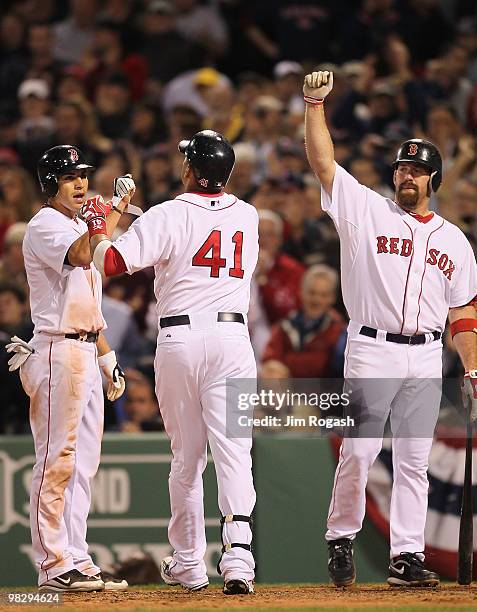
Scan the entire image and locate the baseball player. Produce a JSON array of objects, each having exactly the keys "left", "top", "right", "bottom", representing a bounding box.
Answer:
[
  {"left": 303, "top": 72, "right": 477, "bottom": 587},
  {"left": 79, "top": 130, "right": 258, "bottom": 595},
  {"left": 7, "top": 145, "right": 134, "bottom": 592}
]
